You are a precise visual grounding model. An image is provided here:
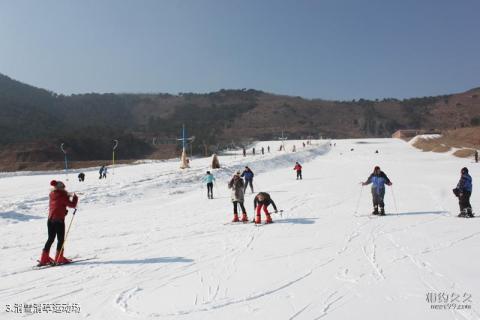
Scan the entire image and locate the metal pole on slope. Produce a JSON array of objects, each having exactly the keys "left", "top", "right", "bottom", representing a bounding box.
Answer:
[
  {"left": 60, "top": 143, "right": 69, "bottom": 181},
  {"left": 112, "top": 139, "right": 119, "bottom": 175}
]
